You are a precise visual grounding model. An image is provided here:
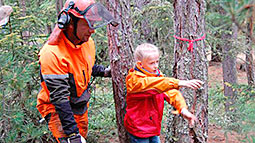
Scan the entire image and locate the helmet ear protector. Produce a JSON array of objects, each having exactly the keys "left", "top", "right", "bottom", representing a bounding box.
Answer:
[{"left": 57, "top": 1, "right": 75, "bottom": 29}]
